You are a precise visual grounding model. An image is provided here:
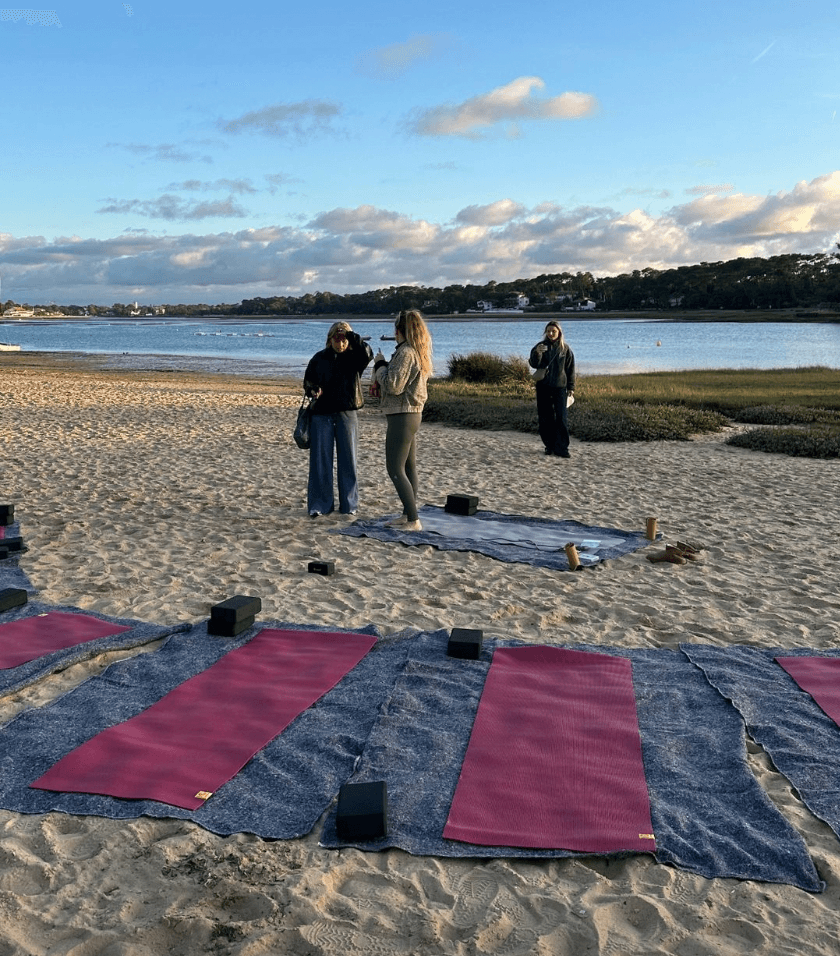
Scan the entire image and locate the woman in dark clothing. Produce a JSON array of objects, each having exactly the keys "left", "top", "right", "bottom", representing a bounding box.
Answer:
[
  {"left": 529, "top": 320, "right": 575, "bottom": 458},
  {"left": 303, "top": 321, "right": 374, "bottom": 516}
]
